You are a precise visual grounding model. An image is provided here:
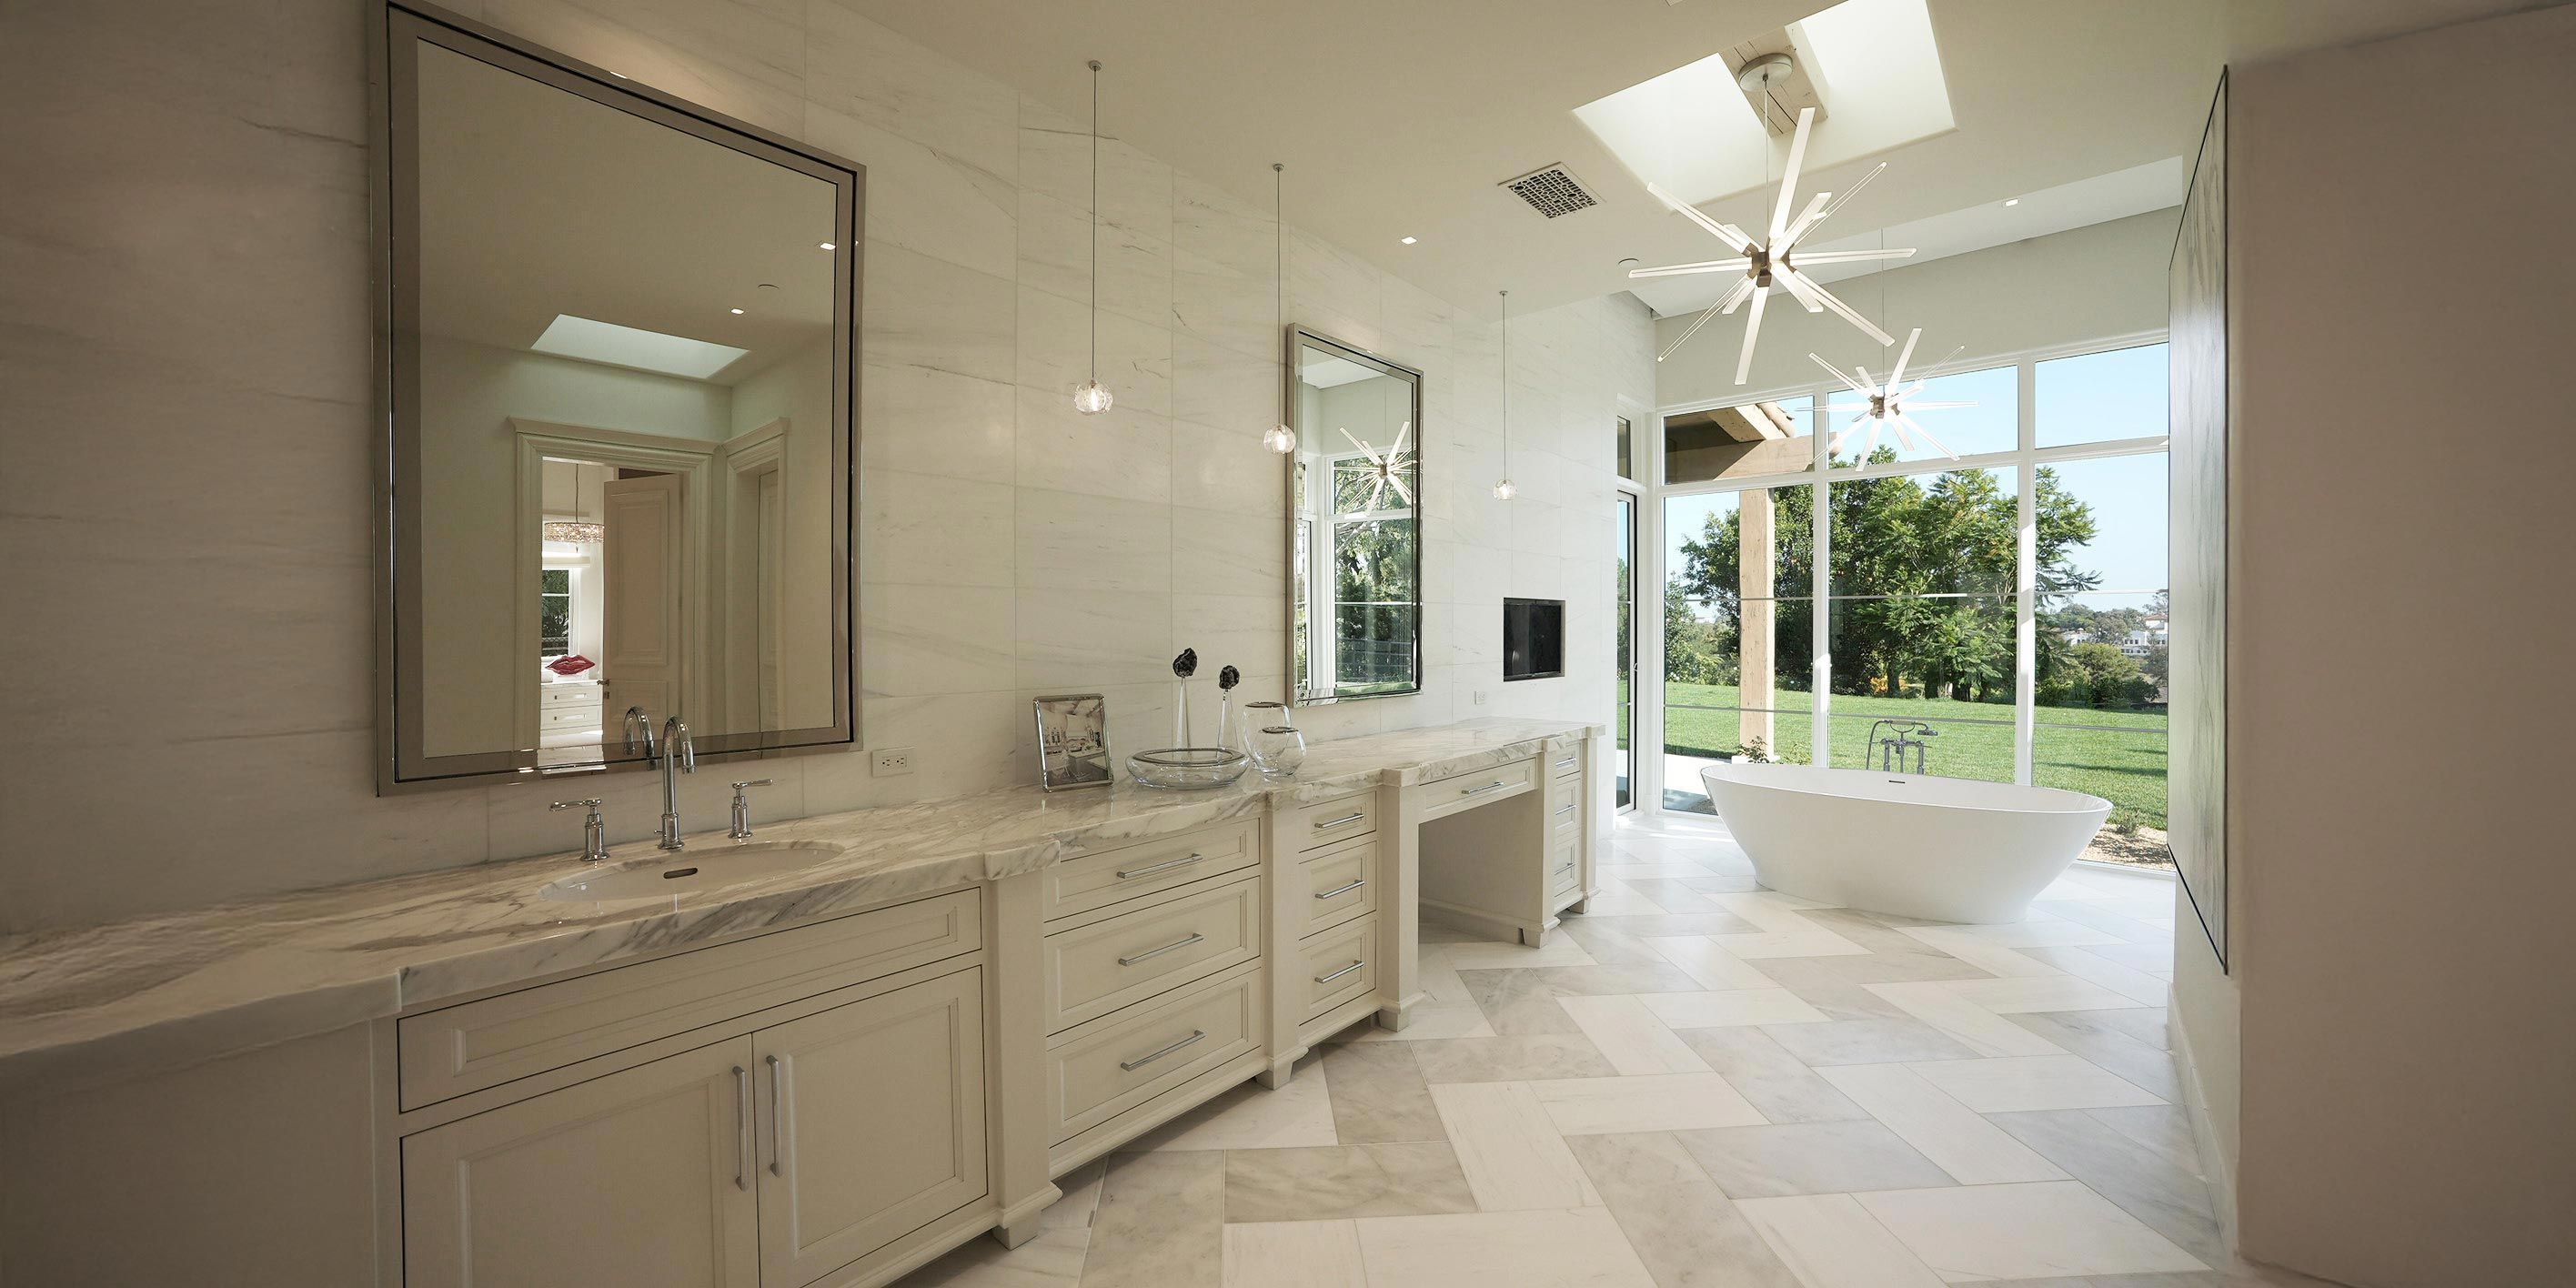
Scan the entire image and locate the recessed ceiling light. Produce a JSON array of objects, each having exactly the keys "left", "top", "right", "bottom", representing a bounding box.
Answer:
[
  {"left": 818, "top": 242, "right": 835, "bottom": 250},
  {"left": 730, "top": 307, "right": 745, "bottom": 315},
  {"left": 2004, "top": 198, "right": 2021, "bottom": 206},
  {"left": 1400, "top": 236, "right": 1417, "bottom": 245}
]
